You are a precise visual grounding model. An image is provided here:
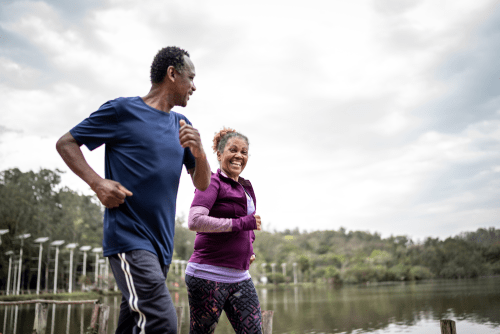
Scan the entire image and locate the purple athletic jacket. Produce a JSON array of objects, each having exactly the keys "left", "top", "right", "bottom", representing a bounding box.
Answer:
[{"left": 188, "top": 169, "right": 257, "bottom": 270}]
